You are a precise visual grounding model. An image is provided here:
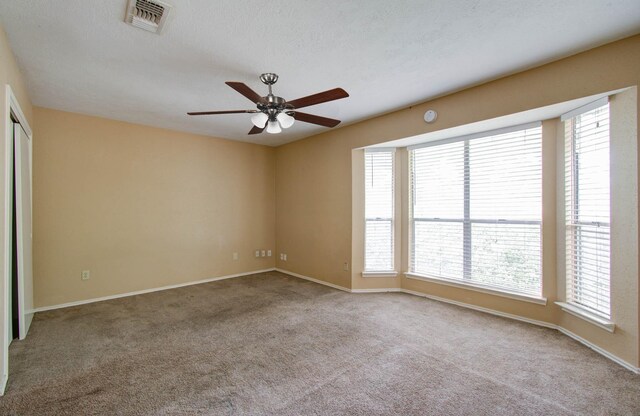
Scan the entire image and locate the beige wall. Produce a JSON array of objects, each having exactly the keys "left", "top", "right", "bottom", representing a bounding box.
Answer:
[
  {"left": 275, "top": 137, "right": 353, "bottom": 288},
  {"left": 275, "top": 35, "right": 640, "bottom": 367},
  {"left": 33, "top": 108, "right": 276, "bottom": 307}
]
